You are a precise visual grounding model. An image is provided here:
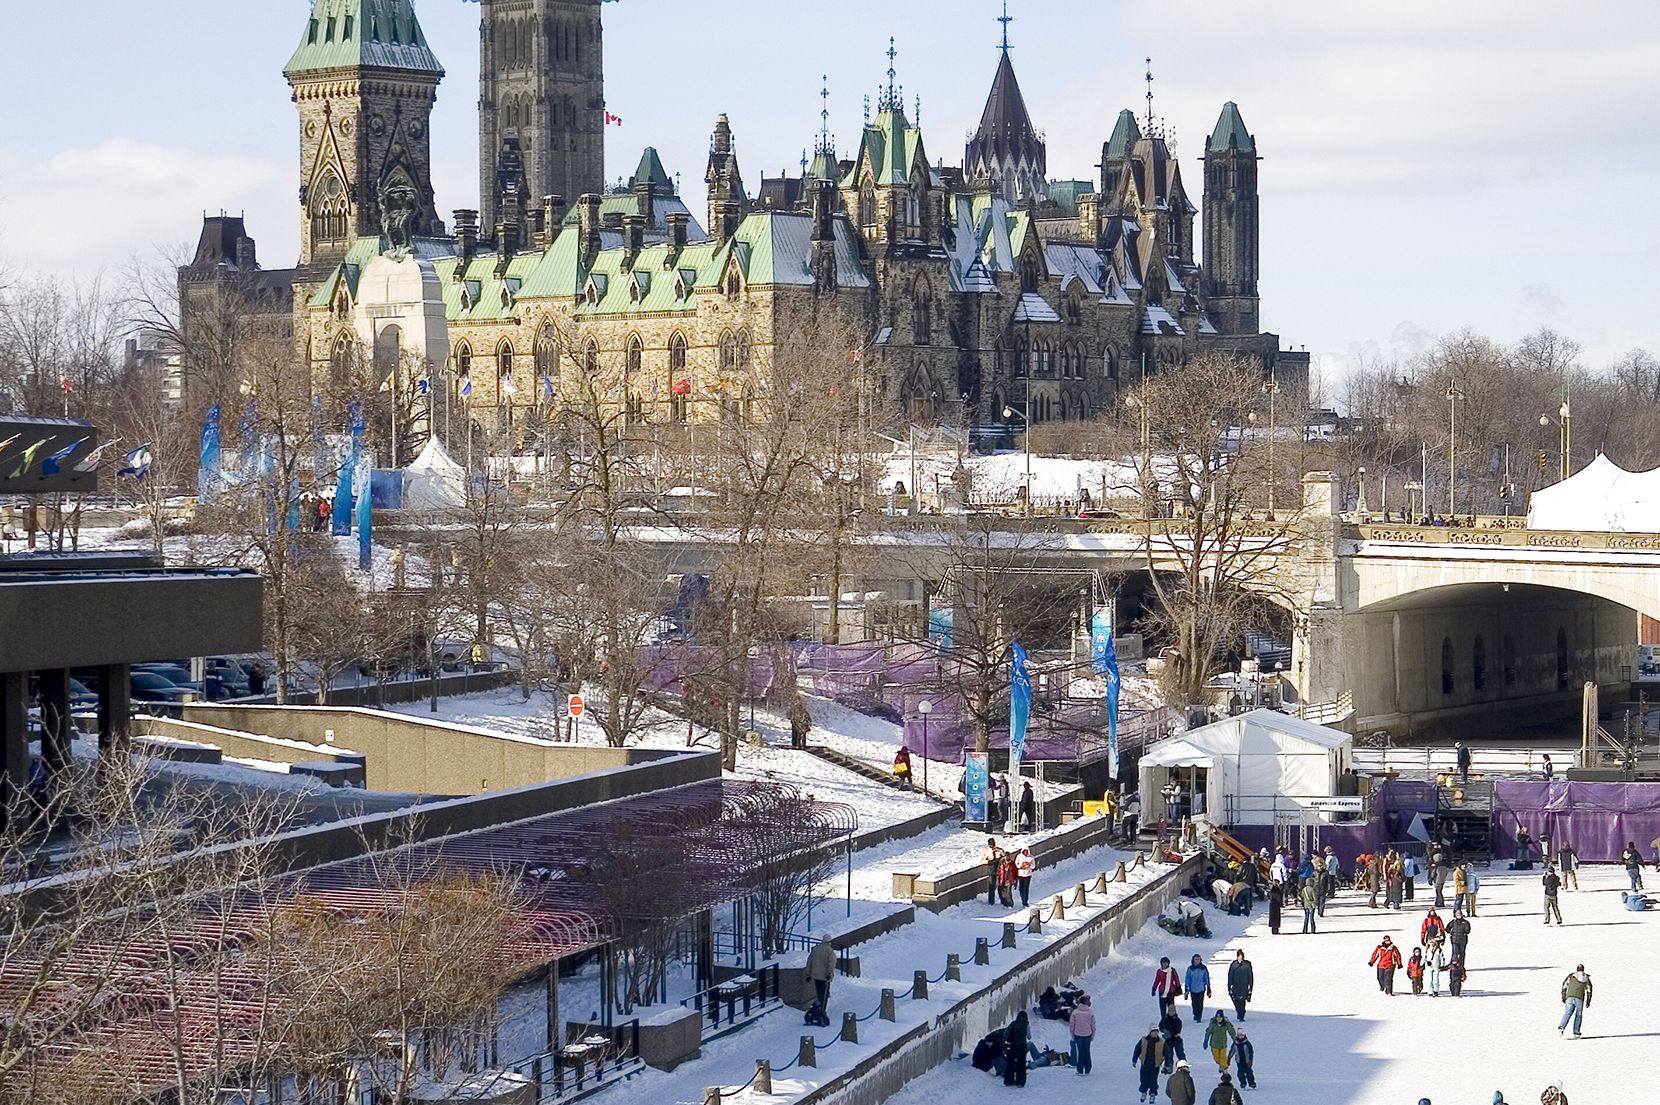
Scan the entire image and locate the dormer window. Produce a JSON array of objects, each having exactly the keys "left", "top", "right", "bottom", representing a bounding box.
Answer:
[
  {"left": 343, "top": 15, "right": 354, "bottom": 39},
  {"left": 674, "top": 275, "right": 687, "bottom": 299},
  {"left": 459, "top": 287, "right": 472, "bottom": 310},
  {"left": 499, "top": 286, "right": 512, "bottom": 310},
  {"left": 725, "top": 271, "right": 740, "bottom": 300},
  {"left": 325, "top": 16, "right": 337, "bottom": 42}
]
